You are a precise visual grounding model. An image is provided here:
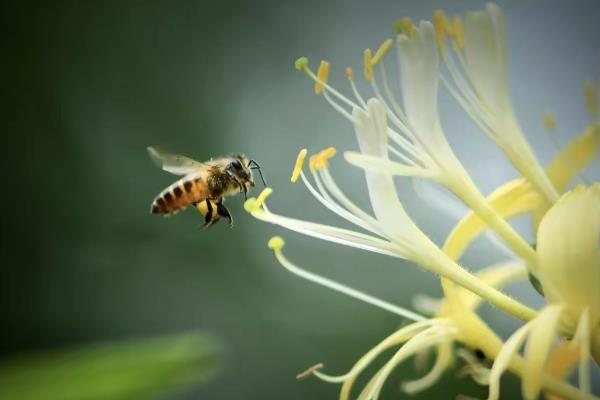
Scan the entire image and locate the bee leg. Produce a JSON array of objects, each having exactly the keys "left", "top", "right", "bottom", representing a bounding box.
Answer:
[
  {"left": 236, "top": 180, "right": 247, "bottom": 200},
  {"left": 202, "top": 199, "right": 214, "bottom": 228},
  {"left": 216, "top": 200, "right": 233, "bottom": 227}
]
